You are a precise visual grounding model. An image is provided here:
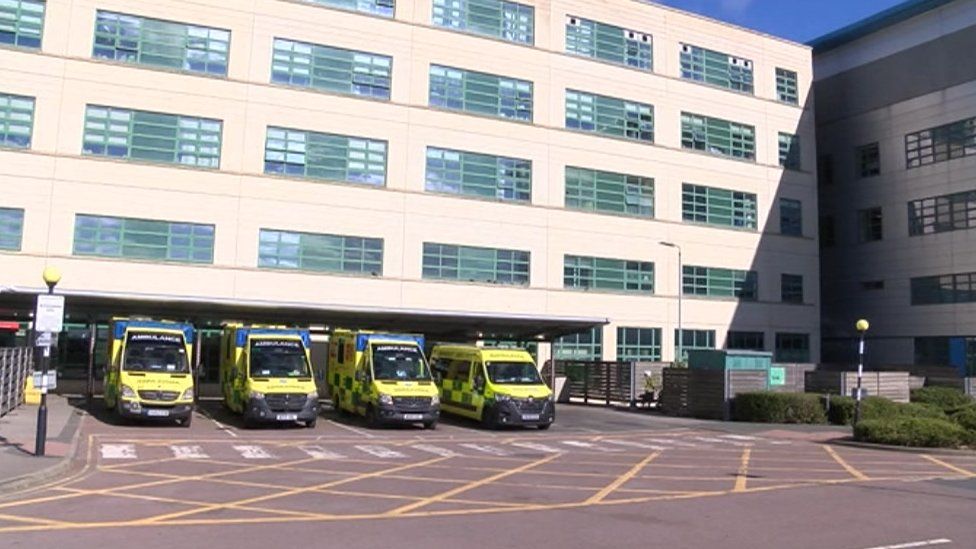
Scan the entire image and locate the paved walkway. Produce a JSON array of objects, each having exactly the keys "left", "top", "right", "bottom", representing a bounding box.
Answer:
[{"left": 0, "top": 395, "right": 85, "bottom": 491}]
